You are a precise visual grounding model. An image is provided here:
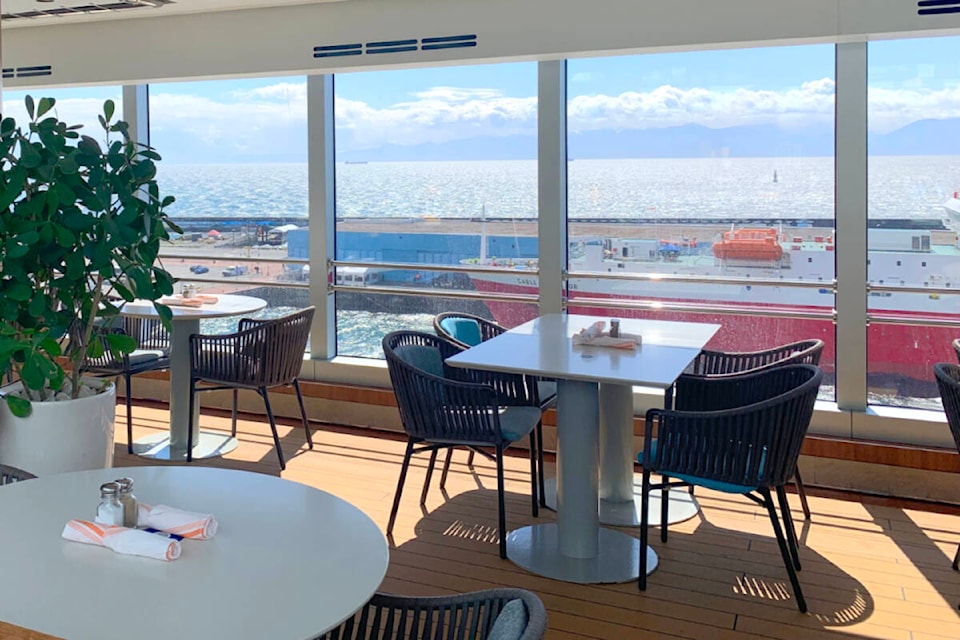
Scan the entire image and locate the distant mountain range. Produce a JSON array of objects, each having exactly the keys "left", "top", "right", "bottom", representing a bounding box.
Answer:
[{"left": 157, "top": 117, "right": 960, "bottom": 164}]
